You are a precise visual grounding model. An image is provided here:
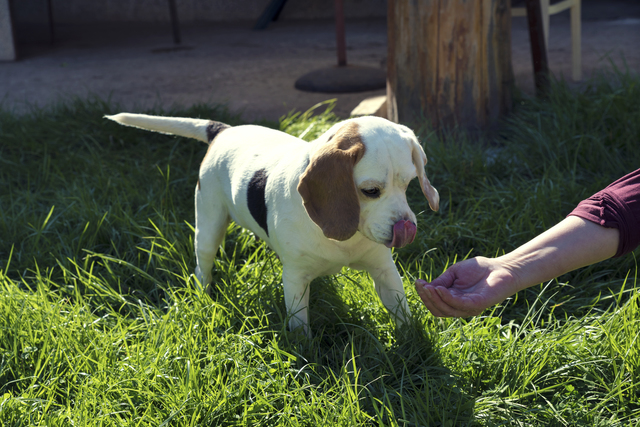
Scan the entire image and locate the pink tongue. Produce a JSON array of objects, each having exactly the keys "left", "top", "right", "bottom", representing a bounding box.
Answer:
[{"left": 386, "top": 220, "right": 417, "bottom": 248}]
